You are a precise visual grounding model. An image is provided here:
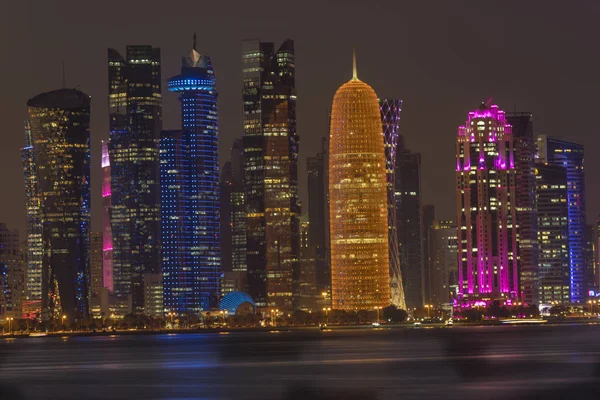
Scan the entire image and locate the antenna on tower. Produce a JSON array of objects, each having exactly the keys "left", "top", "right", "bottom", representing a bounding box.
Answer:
[
  {"left": 352, "top": 49, "right": 358, "bottom": 81},
  {"left": 62, "top": 60, "right": 66, "bottom": 88},
  {"left": 485, "top": 97, "right": 493, "bottom": 106}
]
